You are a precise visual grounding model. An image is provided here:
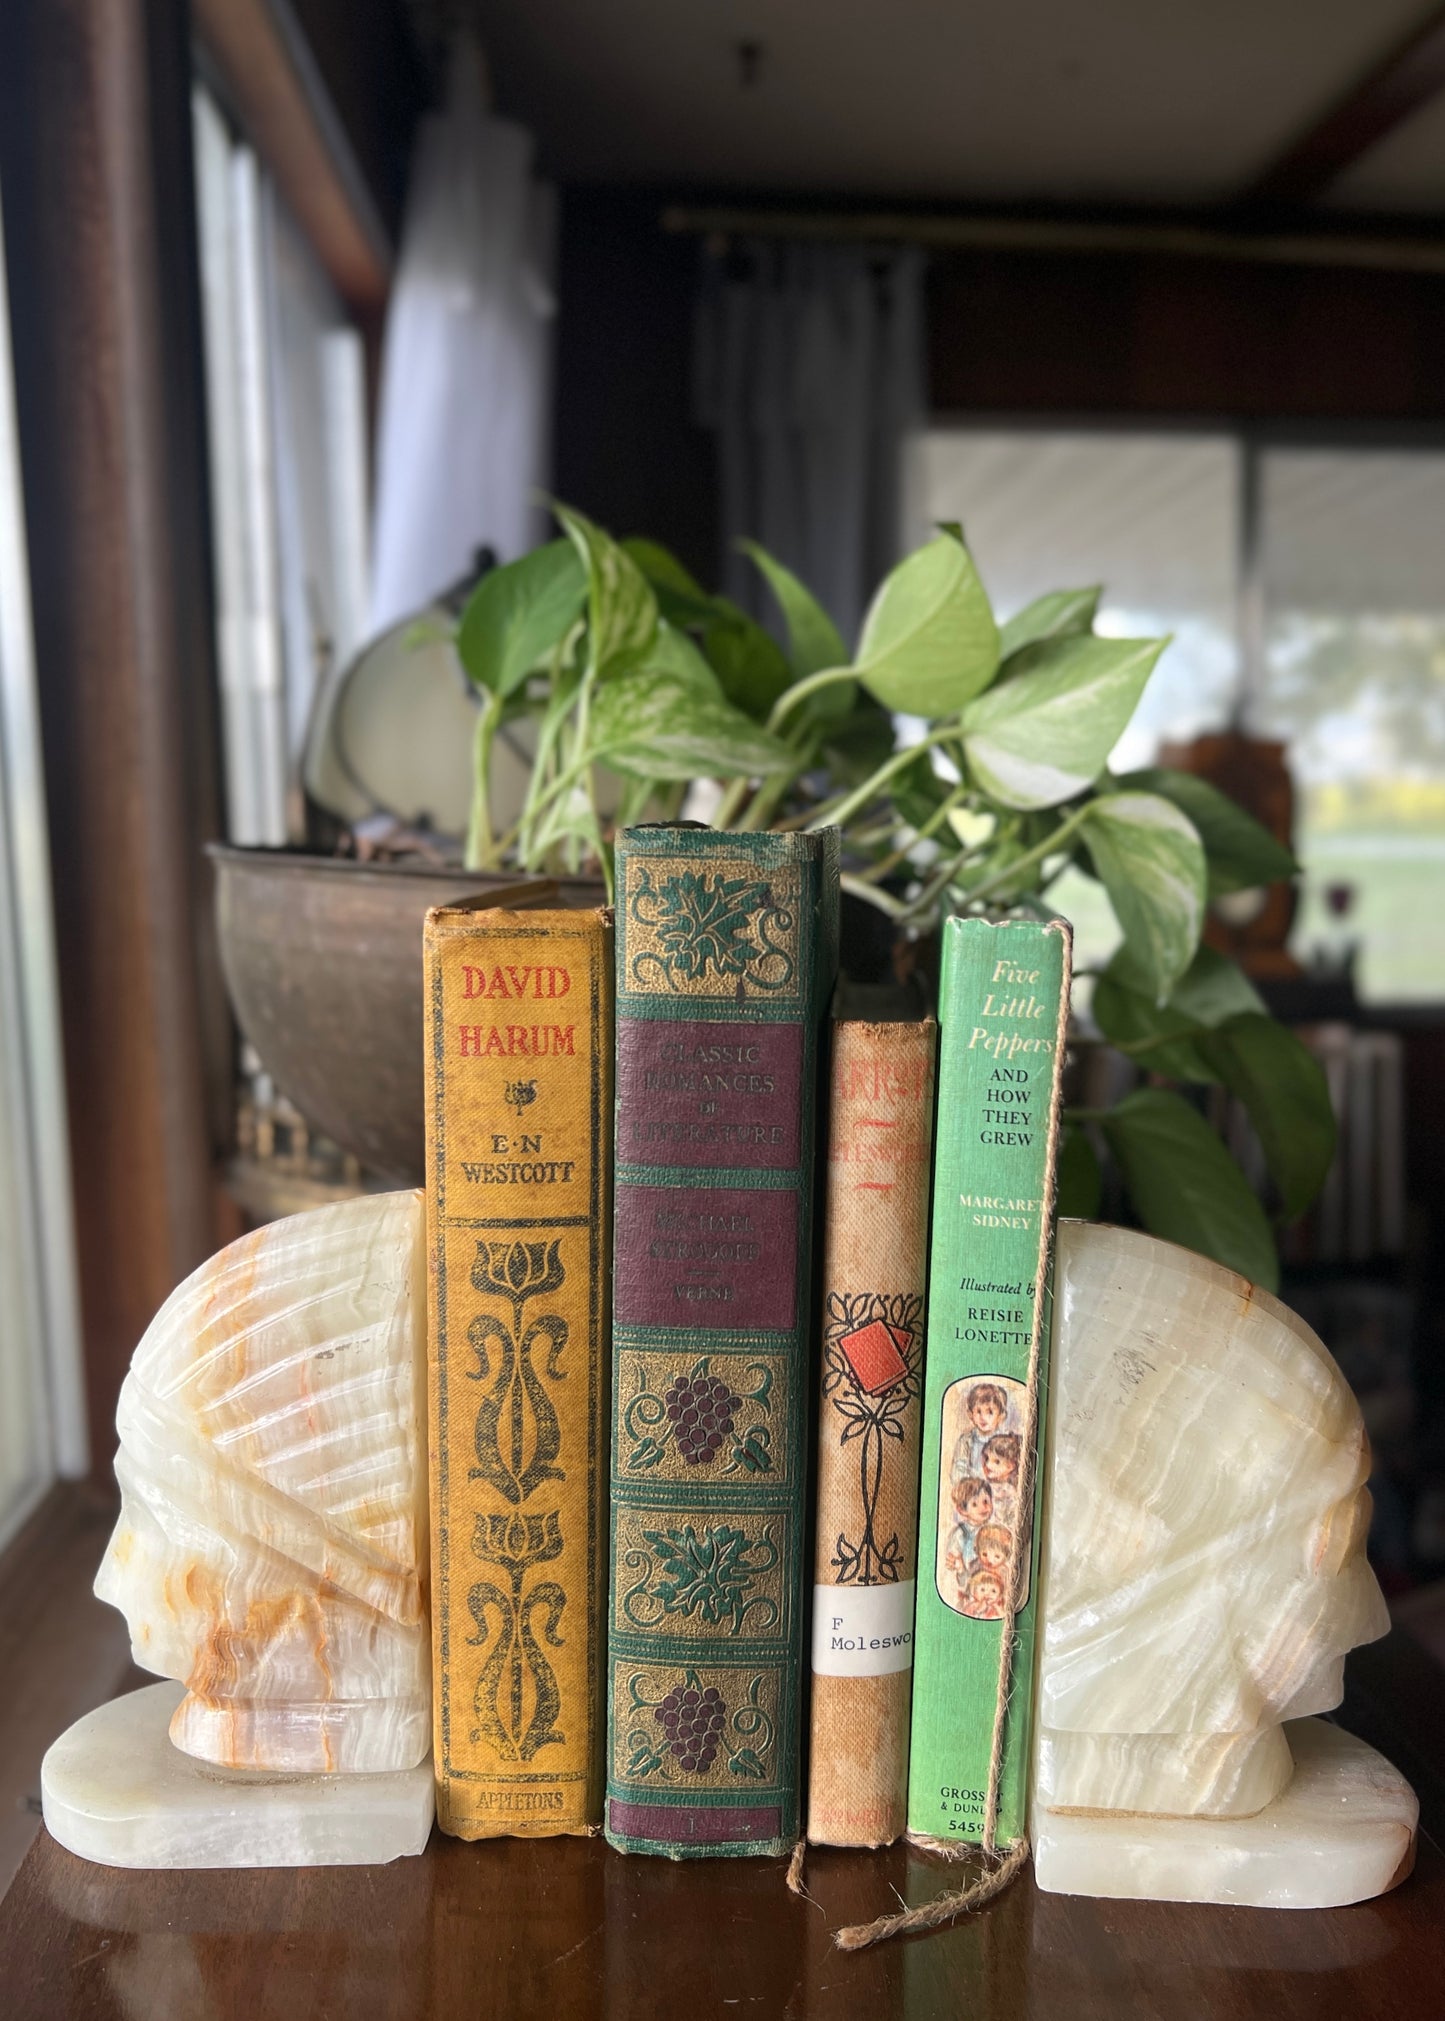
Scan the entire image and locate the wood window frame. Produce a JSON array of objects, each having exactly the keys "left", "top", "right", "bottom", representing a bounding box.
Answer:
[{"left": 0, "top": 0, "right": 403, "bottom": 1469}]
